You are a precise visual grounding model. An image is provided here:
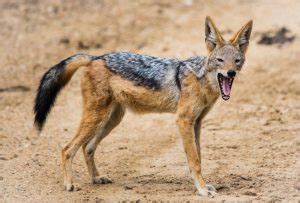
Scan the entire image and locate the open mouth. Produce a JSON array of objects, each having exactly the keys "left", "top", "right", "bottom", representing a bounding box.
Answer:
[{"left": 217, "top": 73, "right": 234, "bottom": 101}]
